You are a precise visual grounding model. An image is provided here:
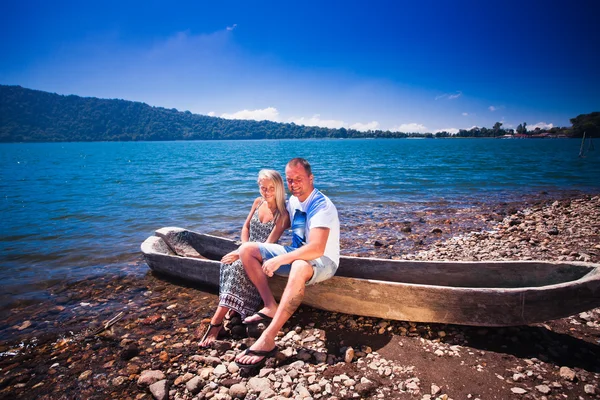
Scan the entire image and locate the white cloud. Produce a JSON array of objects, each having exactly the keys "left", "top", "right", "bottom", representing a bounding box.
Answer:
[
  {"left": 226, "top": 24, "right": 237, "bottom": 31},
  {"left": 391, "top": 123, "right": 428, "bottom": 133},
  {"left": 435, "top": 91, "right": 462, "bottom": 100},
  {"left": 489, "top": 105, "right": 505, "bottom": 112},
  {"left": 462, "top": 112, "right": 469, "bottom": 116},
  {"left": 221, "top": 107, "right": 279, "bottom": 122},
  {"left": 435, "top": 128, "right": 459, "bottom": 134},
  {"left": 349, "top": 121, "right": 380, "bottom": 131},
  {"left": 529, "top": 122, "right": 554, "bottom": 130},
  {"left": 207, "top": 111, "right": 215, "bottom": 116},
  {"left": 288, "top": 114, "right": 345, "bottom": 129}
]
